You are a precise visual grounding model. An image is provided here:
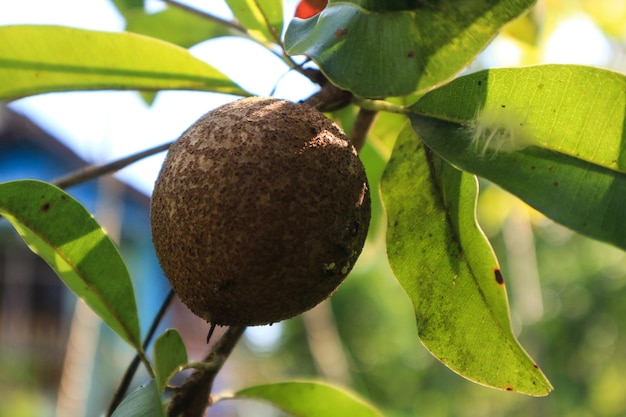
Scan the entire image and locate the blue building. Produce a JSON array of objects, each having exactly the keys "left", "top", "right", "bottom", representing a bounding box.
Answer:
[{"left": 0, "top": 104, "right": 171, "bottom": 416}]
